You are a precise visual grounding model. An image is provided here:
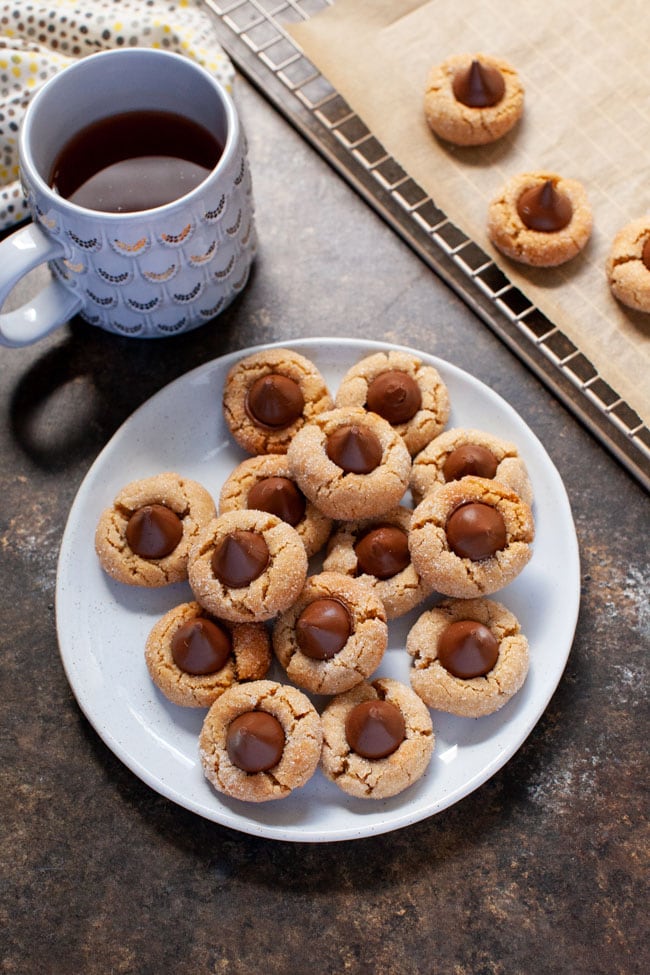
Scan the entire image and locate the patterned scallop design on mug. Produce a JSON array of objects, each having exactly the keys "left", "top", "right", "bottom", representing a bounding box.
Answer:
[
  {"left": 214, "top": 255, "right": 235, "bottom": 280},
  {"left": 142, "top": 263, "right": 178, "bottom": 283},
  {"left": 155, "top": 316, "right": 188, "bottom": 335},
  {"left": 199, "top": 297, "right": 226, "bottom": 319},
  {"left": 233, "top": 156, "right": 246, "bottom": 187},
  {"left": 189, "top": 240, "right": 217, "bottom": 267},
  {"left": 159, "top": 222, "right": 194, "bottom": 247},
  {"left": 127, "top": 295, "right": 160, "bottom": 312},
  {"left": 97, "top": 267, "right": 133, "bottom": 286},
  {"left": 232, "top": 267, "right": 251, "bottom": 292},
  {"left": 111, "top": 320, "right": 145, "bottom": 336},
  {"left": 86, "top": 289, "right": 117, "bottom": 308},
  {"left": 225, "top": 209, "right": 242, "bottom": 237},
  {"left": 172, "top": 281, "right": 204, "bottom": 305},
  {"left": 62, "top": 259, "right": 86, "bottom": 274},
  {"left": 68, "top": 229, "right": 101, "bottom": 252},
  {"left": 110, "top": 235, "right": 151, "bottom": 257},
  {"left": 202, "top": 194, "right": 226, "bottom": 223}
]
